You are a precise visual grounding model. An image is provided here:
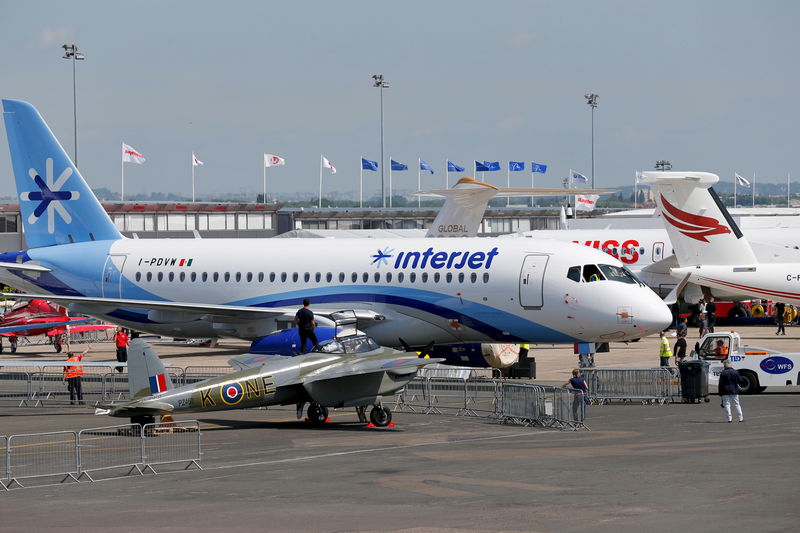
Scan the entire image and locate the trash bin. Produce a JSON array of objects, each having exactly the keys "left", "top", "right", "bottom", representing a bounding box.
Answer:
[{"left": 678, "top": 360, "right": 709, "bottom": 402}]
